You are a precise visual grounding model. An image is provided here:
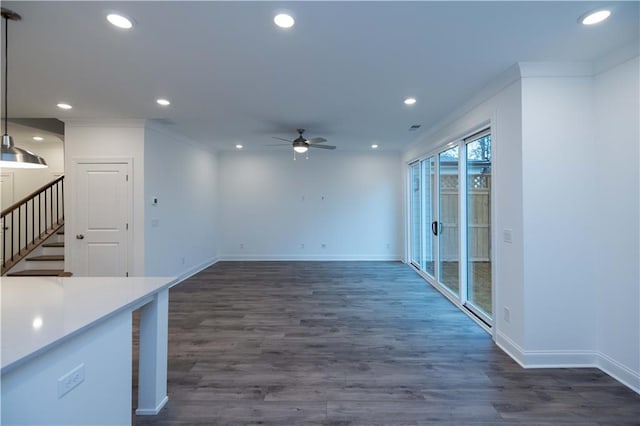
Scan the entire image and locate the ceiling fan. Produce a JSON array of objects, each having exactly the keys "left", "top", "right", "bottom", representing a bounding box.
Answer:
[{"left": 270, "top": 129, "right": 336, "bottom": 154}]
